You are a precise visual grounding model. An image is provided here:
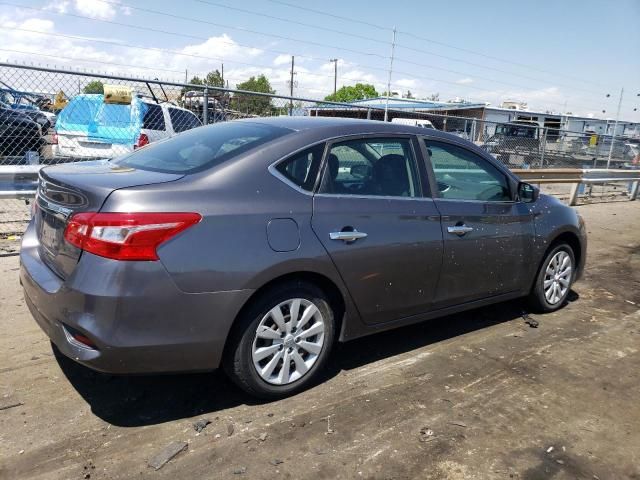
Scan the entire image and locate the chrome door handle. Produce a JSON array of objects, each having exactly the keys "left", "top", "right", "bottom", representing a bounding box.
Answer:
[
  {"left": 447, "top": 225, "right": 474, "bottom": 236},
  {"left": 329, "top": 230, "right": 368, "bottom": 242}
]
